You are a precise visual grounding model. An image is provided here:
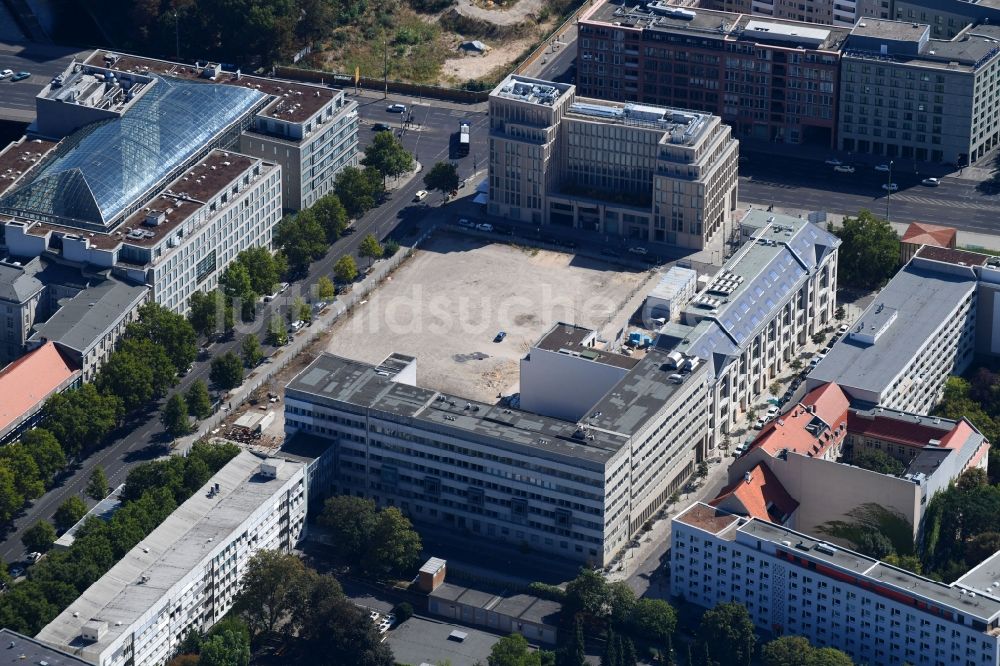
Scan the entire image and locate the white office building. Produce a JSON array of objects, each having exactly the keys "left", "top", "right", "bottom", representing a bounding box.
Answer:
[
  {"left": 672, "top": 502, "right": 1000, "bottom": 666},
  {"left": 36, "top": 452, "right": 306, "bottom": 666}
]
